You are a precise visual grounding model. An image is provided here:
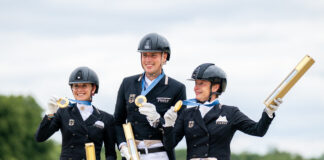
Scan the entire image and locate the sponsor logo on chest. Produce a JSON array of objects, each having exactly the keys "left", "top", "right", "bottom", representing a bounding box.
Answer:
[{"left": 156, "top": 97, "right": 171, "bottom": 103}]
